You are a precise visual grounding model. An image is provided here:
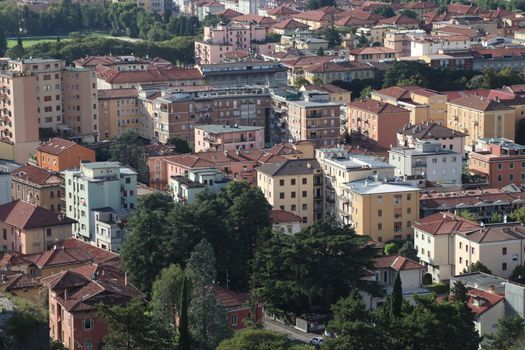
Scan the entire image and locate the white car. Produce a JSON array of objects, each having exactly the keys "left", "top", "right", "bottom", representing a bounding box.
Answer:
[{"left": 310, "top": 337, "right": 324, "bottom": 346}]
